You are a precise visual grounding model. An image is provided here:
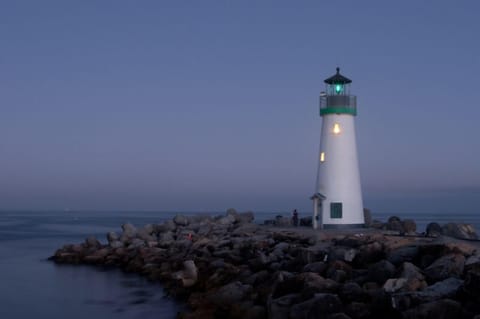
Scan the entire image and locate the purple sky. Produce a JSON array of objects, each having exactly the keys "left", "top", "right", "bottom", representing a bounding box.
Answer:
[{"left": 1, "top": 1, "right": 479, "bottom": 213}]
